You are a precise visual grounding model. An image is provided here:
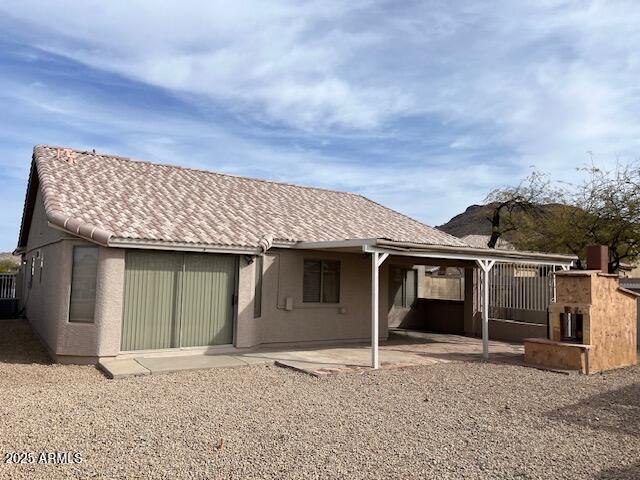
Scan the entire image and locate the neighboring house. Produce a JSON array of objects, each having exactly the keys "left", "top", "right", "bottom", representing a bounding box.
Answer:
[
  {"left": 459, "top": 234, "right": 515, "bottom": 251},
  {"left": 421, "top": 235, "right": 512, "bottom": 302},
  {"left": 15, "top": 145, "right": 574, "bottom": 364}
]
